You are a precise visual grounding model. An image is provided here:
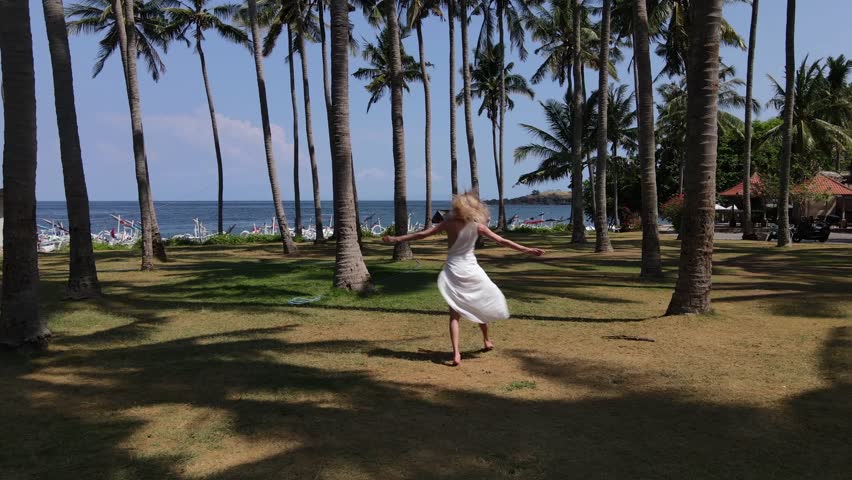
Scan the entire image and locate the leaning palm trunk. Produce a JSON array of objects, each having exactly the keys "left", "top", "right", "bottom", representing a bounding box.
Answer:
[
  {"left": 387, "top": 1, "right": 414, "bottom": 261},
  {"left": 247, "top": 0, "right": 297, "bottom": 254},
  {"left": 0, "top": 0, "right": 50, "bottom": 348},
  {"left": 490, "top": 116, "right": 499, "bottom": 216},
  {"left": 741, "top": 0, "right": 759, "bottom": 240},
  {"left": 196, "top": 36, "right": 225, "bottom": 235},
  {"left": 633, "top": 0, "right": 662, "bottom": 277},
  {"left": 570, "top": 0, "right": 586, "bottom": 243},
  {"left": 666, "top": 0, "right": 724, "bottom": 315},
  {"left": 330, "top": 0, "right": 372, "bottom": 290},
  {"left": 42, "top": 0, "right": 101, "bottom": 298},
  {"left": 287, "top": 28, "right": 302, "bottom": 235},
  {"left": 416, "top": 23, "right": 433, "bottom": 228},
  {"left": 448, "top": 0, "right": 459, "bottom": 195},
  {"left": 460, "top": 0, "right": 479, "bottom": 193},
  {"left": 777, "top": 0, "right": 795, "bottom": 247},
  {"left": 116, "top": 0, "right": 156, "bottom": 269},
  {"left": 594, "top": 0, "right": 613, "bottom": 253},
  {"left": 297, "top": 31, "right": 325, "bottom": 243}
]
